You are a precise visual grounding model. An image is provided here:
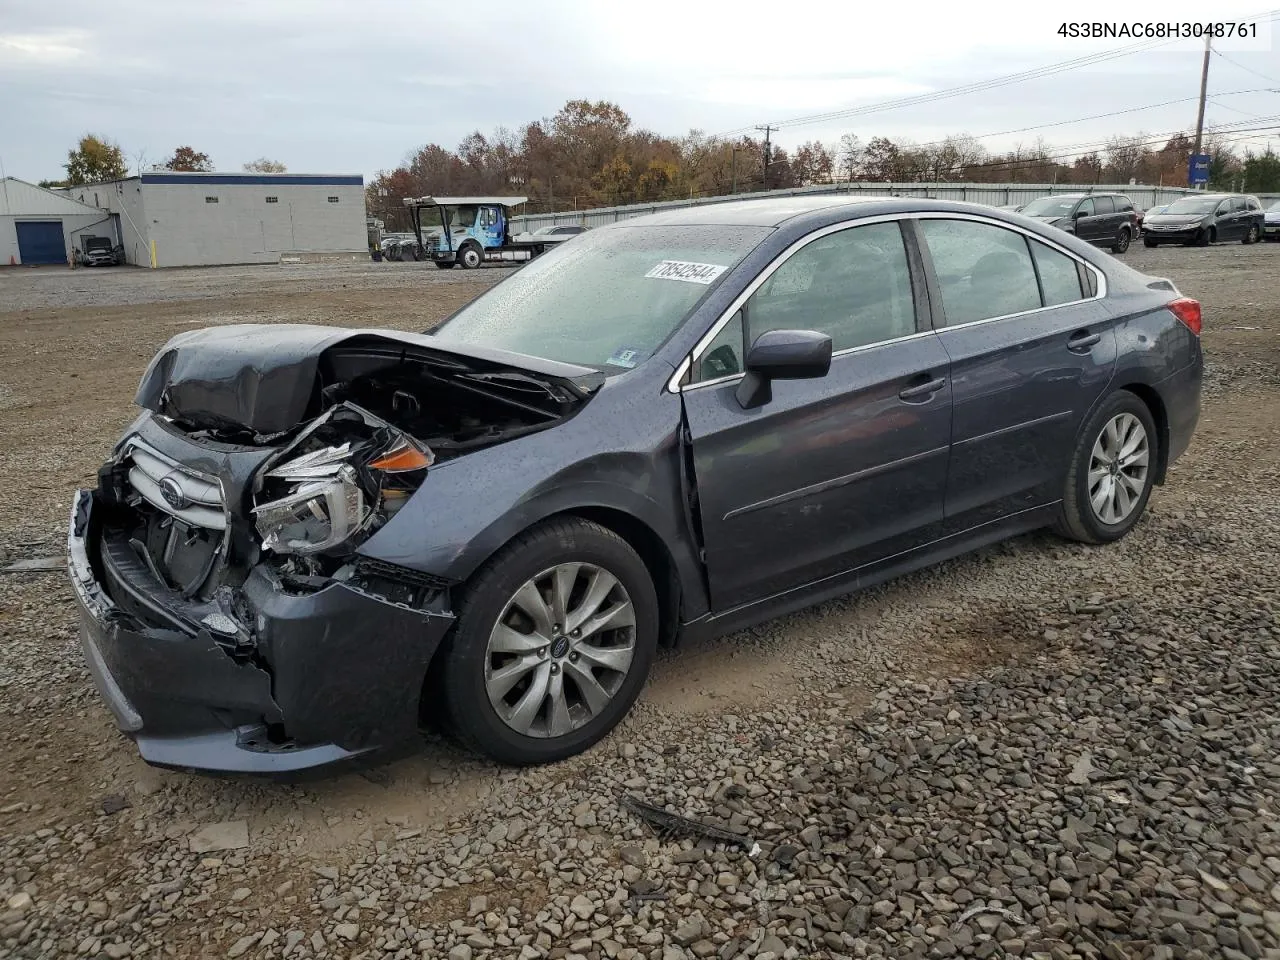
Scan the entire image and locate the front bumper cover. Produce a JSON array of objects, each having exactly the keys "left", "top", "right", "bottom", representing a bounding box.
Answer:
[{"left": 68, "top": 489, "right": 454, "bottom": 775}]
